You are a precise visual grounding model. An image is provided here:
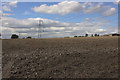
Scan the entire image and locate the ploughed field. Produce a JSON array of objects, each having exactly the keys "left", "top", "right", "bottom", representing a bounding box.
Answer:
[{"left": 2, "top": 37, "right": 118, "bottom": 78}]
